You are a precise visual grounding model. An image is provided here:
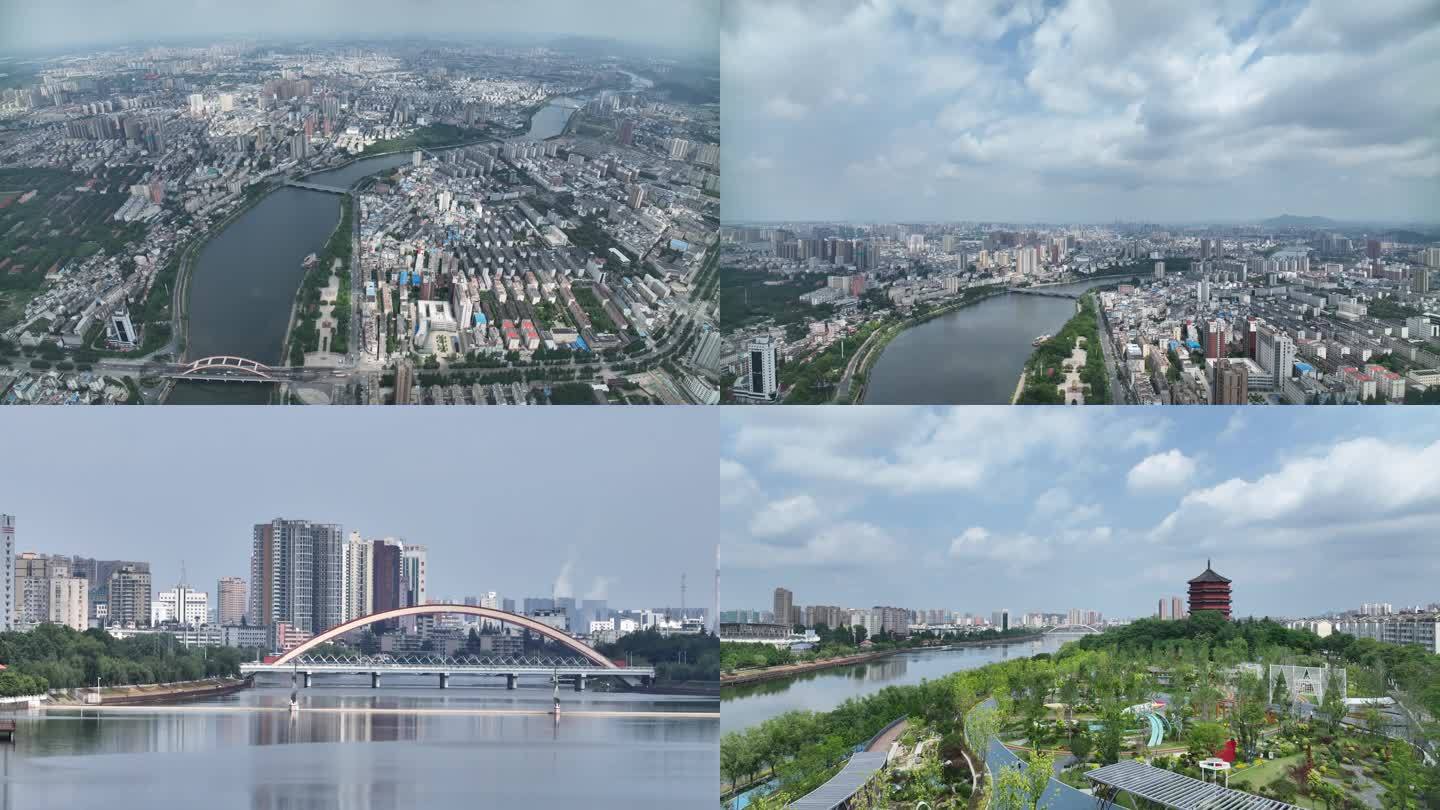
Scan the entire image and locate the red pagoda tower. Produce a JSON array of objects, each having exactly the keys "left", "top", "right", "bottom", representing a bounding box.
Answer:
[{"left": 1187, "top": 559, "right": 1232, "bottom": 618}]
